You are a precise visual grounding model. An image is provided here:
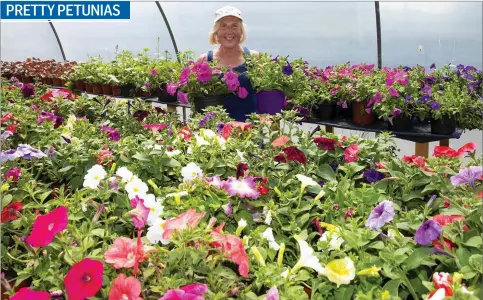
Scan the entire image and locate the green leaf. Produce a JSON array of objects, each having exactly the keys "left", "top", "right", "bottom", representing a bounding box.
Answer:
[
  {"left": 315, "top": 164, "right": 336, "bottom": 182},
  {"left": 1, "top": 194, "right": 12, "bottom": 209},
  {"left": 14, "top": 272, "right": 32, "bottom": 288},
  {"left": 334, "top": 285, "right": 355, "bottom": 300},
  {"left": 143, "top": 266, "right": 156, "bottom": 280},
  {"left": 132, "top": 153, "right": 151, "bottom": 162},
  {"left": 91, "top": 229, "right": 105, "bottom": 238},
  {"left": 297, "top": 213, "right": 310, "bottom": 227},
  {"left": 367, "top": 241, "right": 385, "bottom": 250},
  {"left": 456, "top": 247, "right": 472, "bottom": 267},
  {"left": 464, "top": 236, "right": 482, "bottom": 248},
  {"left": 383, "top": 279, "right": 400, "bottom": 296},
  {"left": 160, "top": 157, "right": 181, "bottom": 168},
  {"left": 58, "top": 165, "right": 74, "bottom": 173},
  {"left": 404, "top": 248, "right": 431, "bottom": 270},
  {"left": 39, "top": 191, "right": 52, "bottom": 203},
  {"left": 469, "top": 254, "right": 482, "bottom": 274}
]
